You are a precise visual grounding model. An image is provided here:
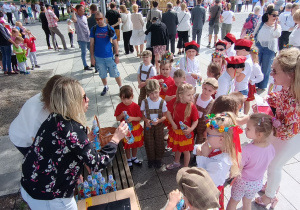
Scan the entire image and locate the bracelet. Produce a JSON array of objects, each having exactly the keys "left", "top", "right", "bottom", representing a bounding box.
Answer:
[{"left": 110, "top": 138, "right": 118, "bottom": 145}]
